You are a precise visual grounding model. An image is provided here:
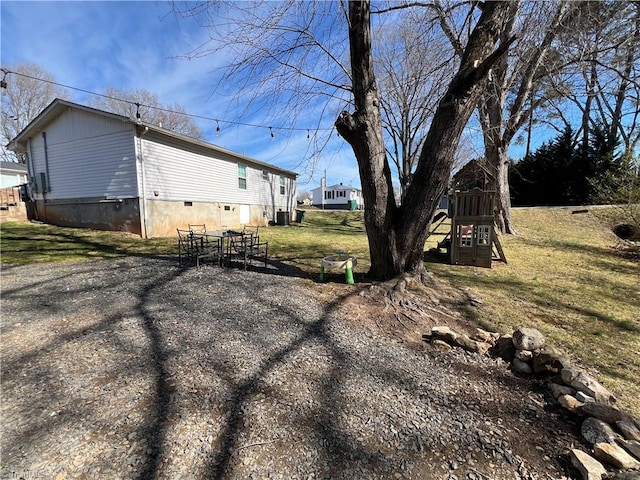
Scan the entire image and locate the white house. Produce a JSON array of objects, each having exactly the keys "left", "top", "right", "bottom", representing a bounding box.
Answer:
[
  {"left": 311, "top": 182, "right": 364, "bottom": 210},
  {"left": 8, "top": 99, "right": 297, "bottom": 238},
  {"left": 0, "top": 161, "right": 28, "bottom": 188}
]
